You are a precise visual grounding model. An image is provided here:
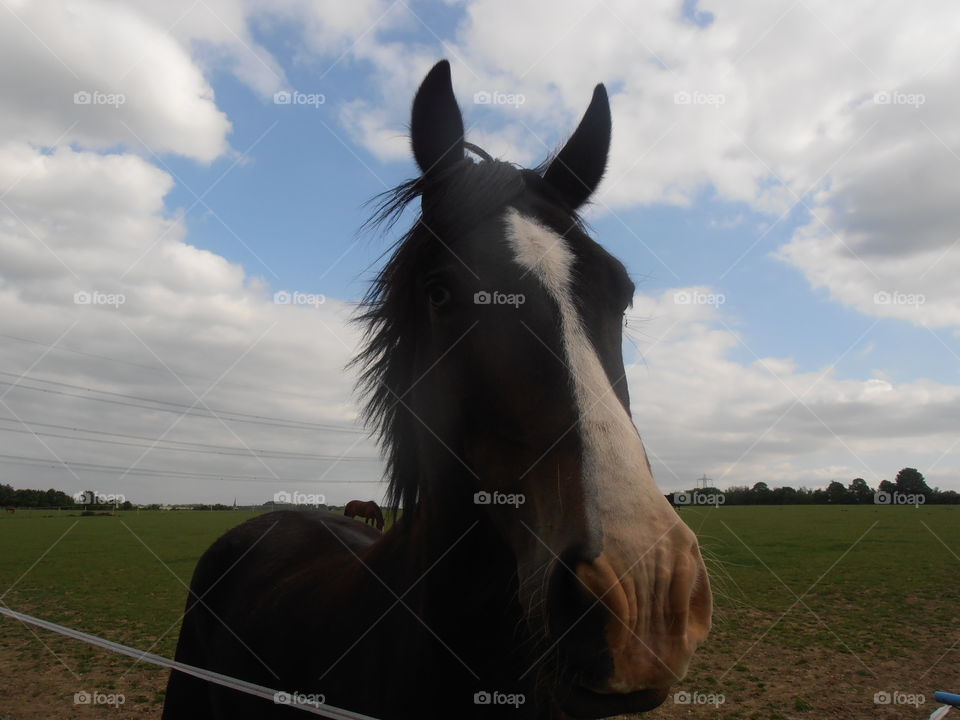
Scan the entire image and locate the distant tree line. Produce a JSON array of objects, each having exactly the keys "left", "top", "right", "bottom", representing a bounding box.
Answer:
[
  {"left": 0, "top": 484, "right": 75, "bottom": 507},
  {"left": 5, "top": 468, "right": 956, "bottom": 510},
  {"left": 0, "top": 484, "right": 135, "bottom": 509},
  {"left": 667, "top": 468, "right": 960, "bottom": 505}
]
